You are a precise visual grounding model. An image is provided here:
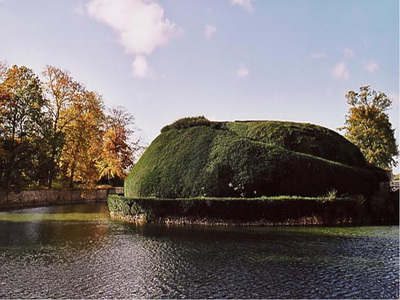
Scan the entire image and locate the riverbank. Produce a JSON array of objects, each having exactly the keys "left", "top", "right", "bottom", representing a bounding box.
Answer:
[
  {"left": 108, "top": 193, "right": 399, "bottom": 226},
  {"left": 0, "top": 188, "right": 123, "bottom": 210}
]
